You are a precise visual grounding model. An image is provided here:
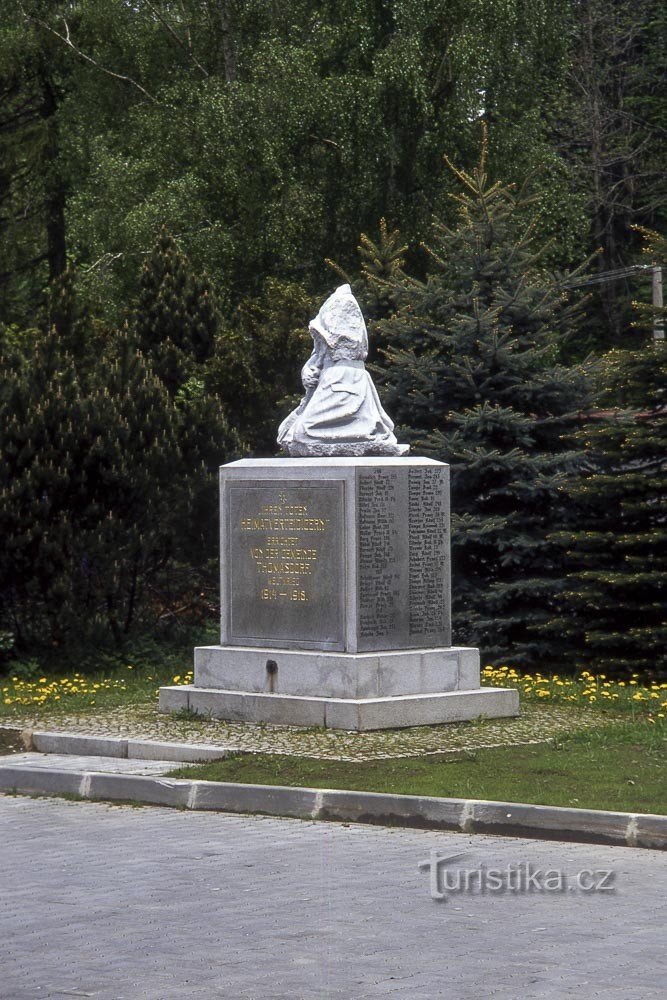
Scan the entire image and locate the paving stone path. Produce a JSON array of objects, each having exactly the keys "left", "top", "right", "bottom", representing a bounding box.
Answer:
[
  {"left": 2, "top": 701, "right": 619, "bottom": 761},
  {"left": 2, "top": 794, "right": 665, "bottom": 999},
  {"left": 6, "top": 751, "right": 177, "bottom": 775}
]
